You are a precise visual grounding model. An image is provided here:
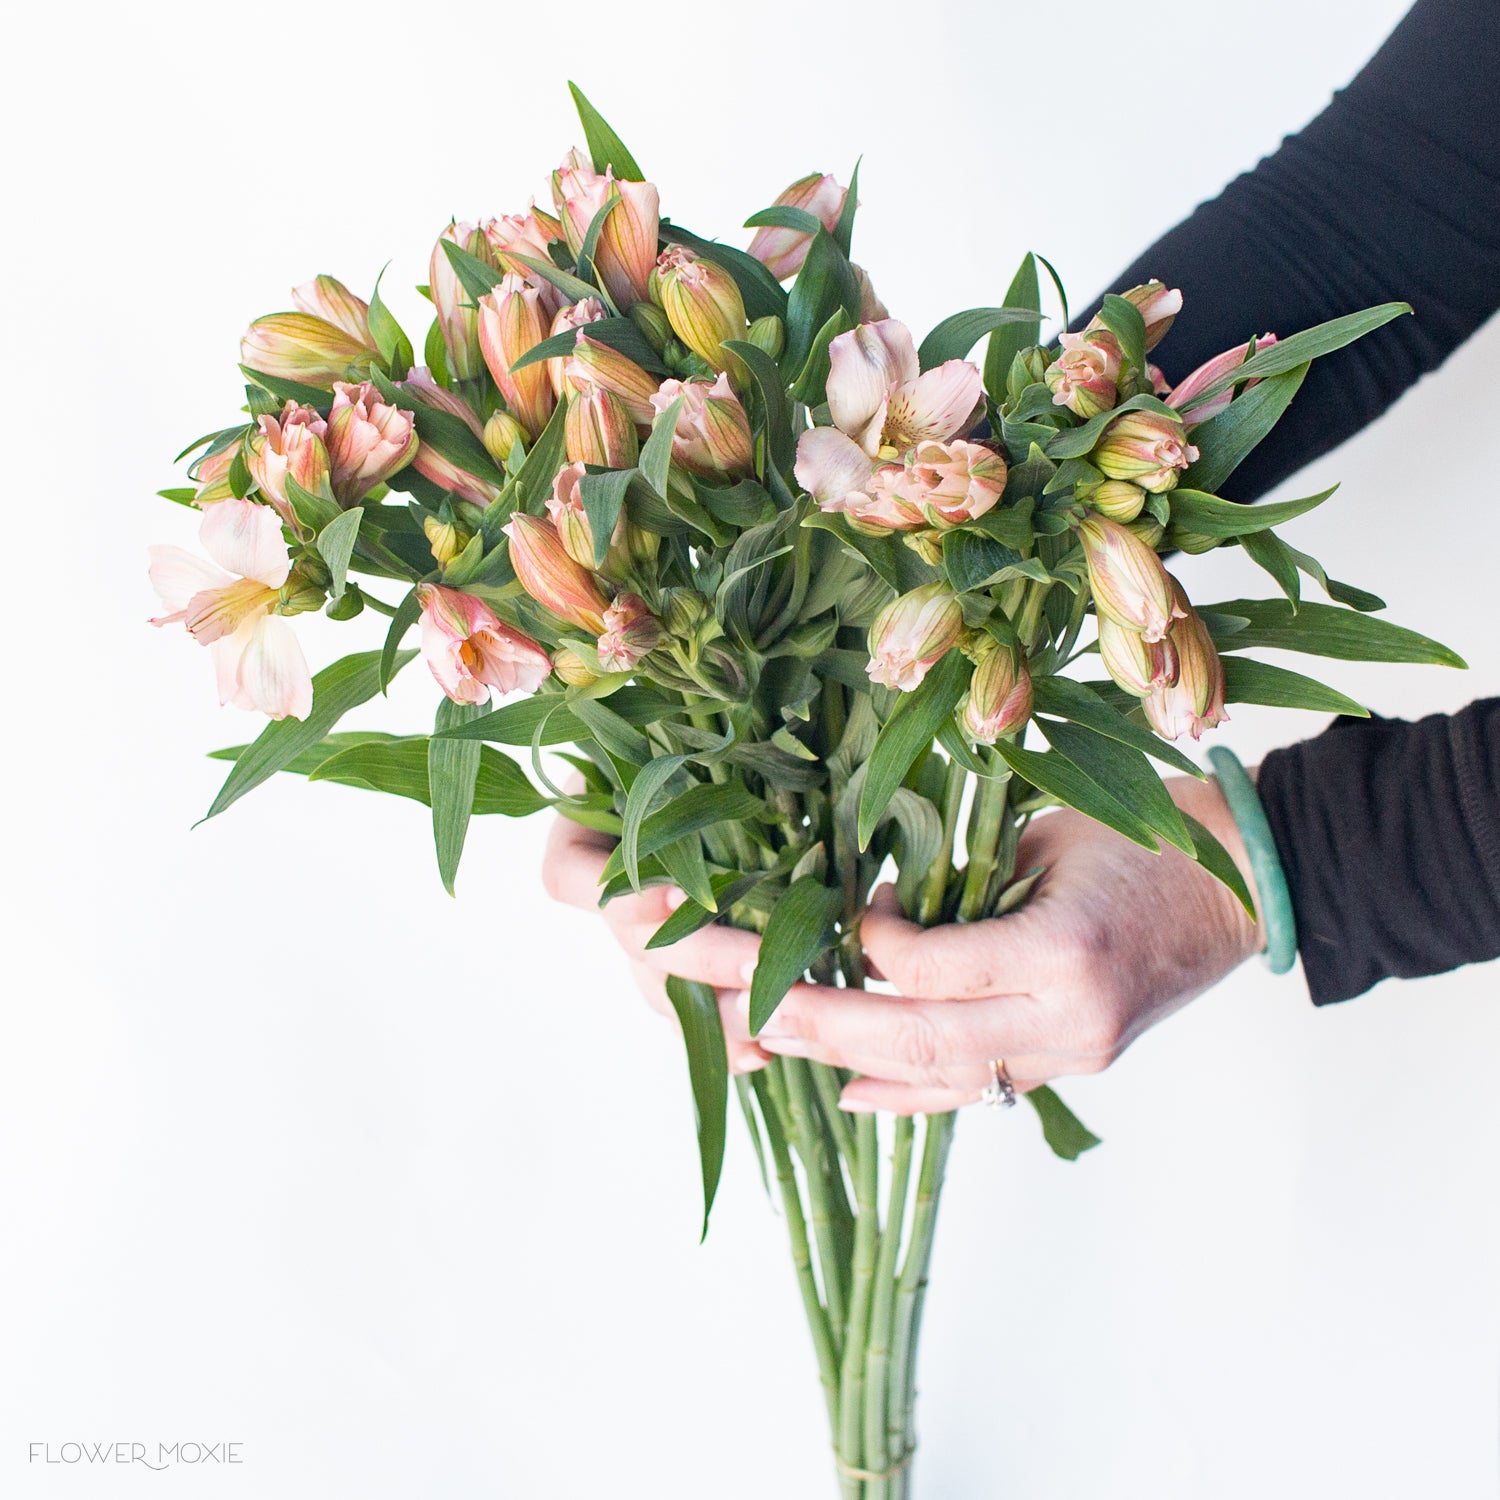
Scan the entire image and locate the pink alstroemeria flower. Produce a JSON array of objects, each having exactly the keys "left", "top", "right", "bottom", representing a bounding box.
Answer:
[
  {"left": 1167, "top": 334, "right": 1277, "bottom": 425},
  {"left": 794, "top": 320, "right": 982, "bottom": 518},
  {"left": 148, "top": 498, "right": 312, "bottom": 720},
  {"left": 747, "top": 172, "right": 848, "bottom": 280},
  {"left": 416, "top": 583, "right": 551, "bottom": 705}
]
